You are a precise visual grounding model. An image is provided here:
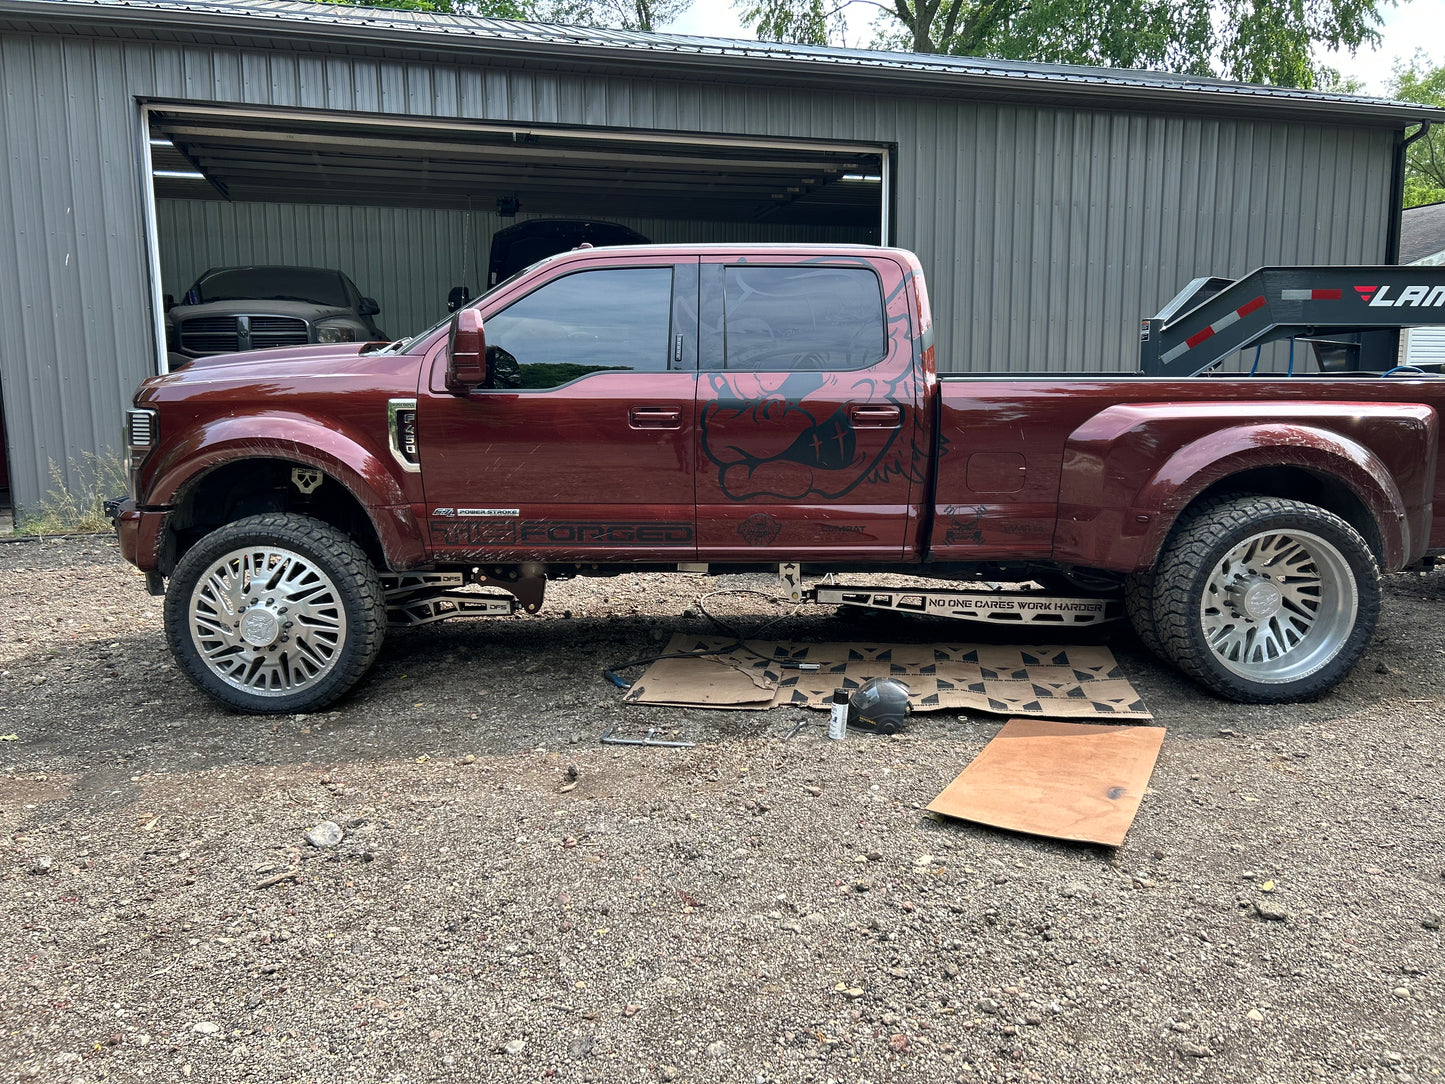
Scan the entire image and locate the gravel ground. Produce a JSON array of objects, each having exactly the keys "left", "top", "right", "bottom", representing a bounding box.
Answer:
[{"left": 1, "top": 535, "right": 1442, "bottom": 1084}]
